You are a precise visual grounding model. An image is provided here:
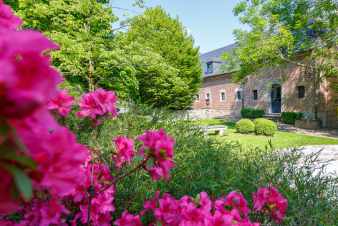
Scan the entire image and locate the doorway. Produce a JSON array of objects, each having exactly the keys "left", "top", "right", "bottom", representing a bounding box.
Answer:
[{"left": 271, "top": 84, "right": 281, "bottom": 113}]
